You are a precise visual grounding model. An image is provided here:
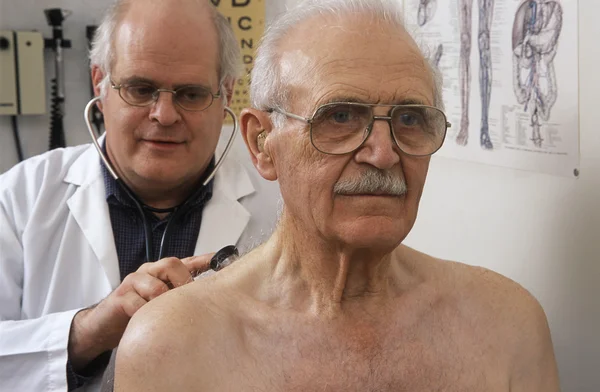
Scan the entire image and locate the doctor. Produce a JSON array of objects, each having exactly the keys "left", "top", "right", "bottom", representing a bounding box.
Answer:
[{"left": 0, "top": 0, "right": 278, "bottom": 390}]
